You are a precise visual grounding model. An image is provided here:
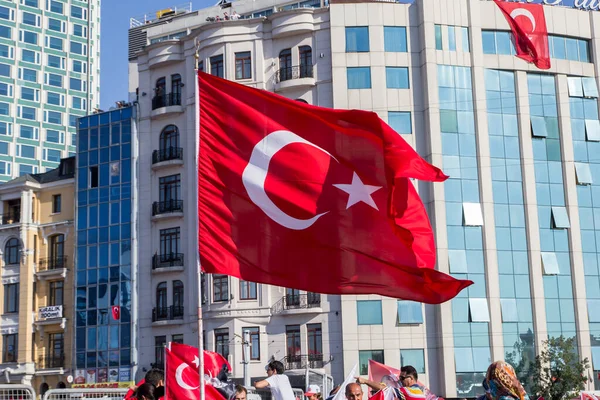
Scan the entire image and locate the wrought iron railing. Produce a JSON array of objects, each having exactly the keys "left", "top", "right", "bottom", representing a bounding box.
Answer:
[
  {"left": 152, "top": 253, "right": 184, "bottom": 269},
  {"left": 283, "top": 354, "right": 325, "bottom": 370},
  {"left": 152, "top": 92, "right": 182, "bottom": 110},
  {"left": 38, "top": 353, "right": 64, "bottom": 369},
  {"left": 152, "top": 200, "right": 183, "bottom": 215},
  {"left": 1, "top": 213, "right": 20, "bottom": 224},
  {"left": 152, "top": 305, "right": 184, "bottom": 322},
  {"left": 38, "top": 256, "right": 67, "bottom": 271},
  {"left": 276, "top": 64, "right": 314, "bottom": 83},
  {"left": 271, "top": 293, "right": 321, "bottom": 313},
  {"left": 152, "top": 147, "right": 183, "bottom": 164}
]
